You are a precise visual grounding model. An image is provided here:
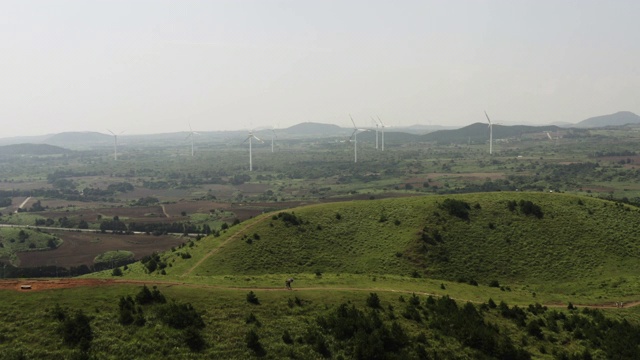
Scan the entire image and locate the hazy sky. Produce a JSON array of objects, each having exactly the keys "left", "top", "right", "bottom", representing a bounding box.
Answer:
[{"left": 1, "top": 0, "right": 639, "bottom": 137}]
